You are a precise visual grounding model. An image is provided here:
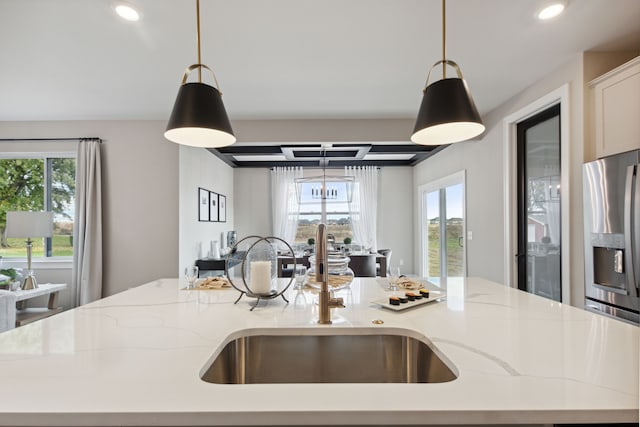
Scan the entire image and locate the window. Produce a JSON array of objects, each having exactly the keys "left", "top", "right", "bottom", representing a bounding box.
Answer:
[
  {"left": 419, "top": 171, "right": 466, "bottom": 280},
  {"left": 0, "top": 155, "right": 76, "bottom": 258},
  {"left": 295, "top": 180, "right": 354, "bottom": 244}
]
